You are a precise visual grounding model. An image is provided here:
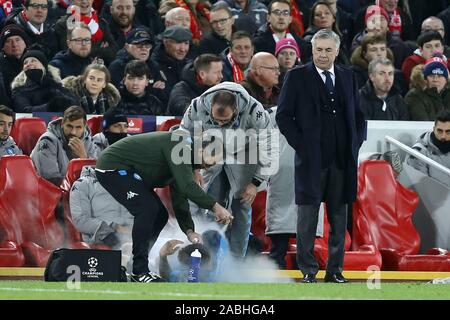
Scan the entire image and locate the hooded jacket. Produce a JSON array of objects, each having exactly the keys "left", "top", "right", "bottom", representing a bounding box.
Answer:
[
  {"left": 180, "top": 81, "right": 276, "bottom": 197},
  {"left": 0, "top": 136, "right": 23, "bottom": 156},
  {"left": 359, "top": 79, "right": 409, "bottom": 120},
  {"left": 404, "top": 64, "right": 450, "bottom": 121},
  {"left": 30, "top": 118, "right": 100, "bottom": 185},
  {"left": 167, "top": 62, "right": 210, "bottom": 116},
  {"left": 62, "top": 75, "right": 121, "bottom": 114},
  {"left": 11, "top": 65, "right": 78, "bottom": 113},
  {"left": 70, "top": 165, "right": 133, "bottom": 247},
  {"left": 407, "top": 131, "right": 450, "bottom": 187}
]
